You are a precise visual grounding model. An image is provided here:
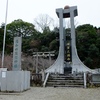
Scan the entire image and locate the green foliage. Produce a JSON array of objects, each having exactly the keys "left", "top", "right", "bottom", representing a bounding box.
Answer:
[
  {"left": 0, "top": 27, "right": 4, "bottom": 51},
  {"left": 38, "top": 27, "right": 58, "bottom": 52},
  {"left": 76, "top": 24, "right": 100, "bottom": 69},
  {"left": 6, "top": 19, "right": 38, "bottom": 53},
  {"left": 0, "top": 19, "right": 100, "bottom": 69},
  {"left": 76, "top": 24, "right": 97, "bottom": 34},
  {"left": 84, "top": 57, "right": 93, "bottom": 68},
  {"left": 88, "top": 44, "right": 99, "bottom": 57},
  {"left": 49, "top": 39, "right": 58, "bottom": 51},
  {"left": 7, "top": 19, "right": 36, "bottom": 37}
]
